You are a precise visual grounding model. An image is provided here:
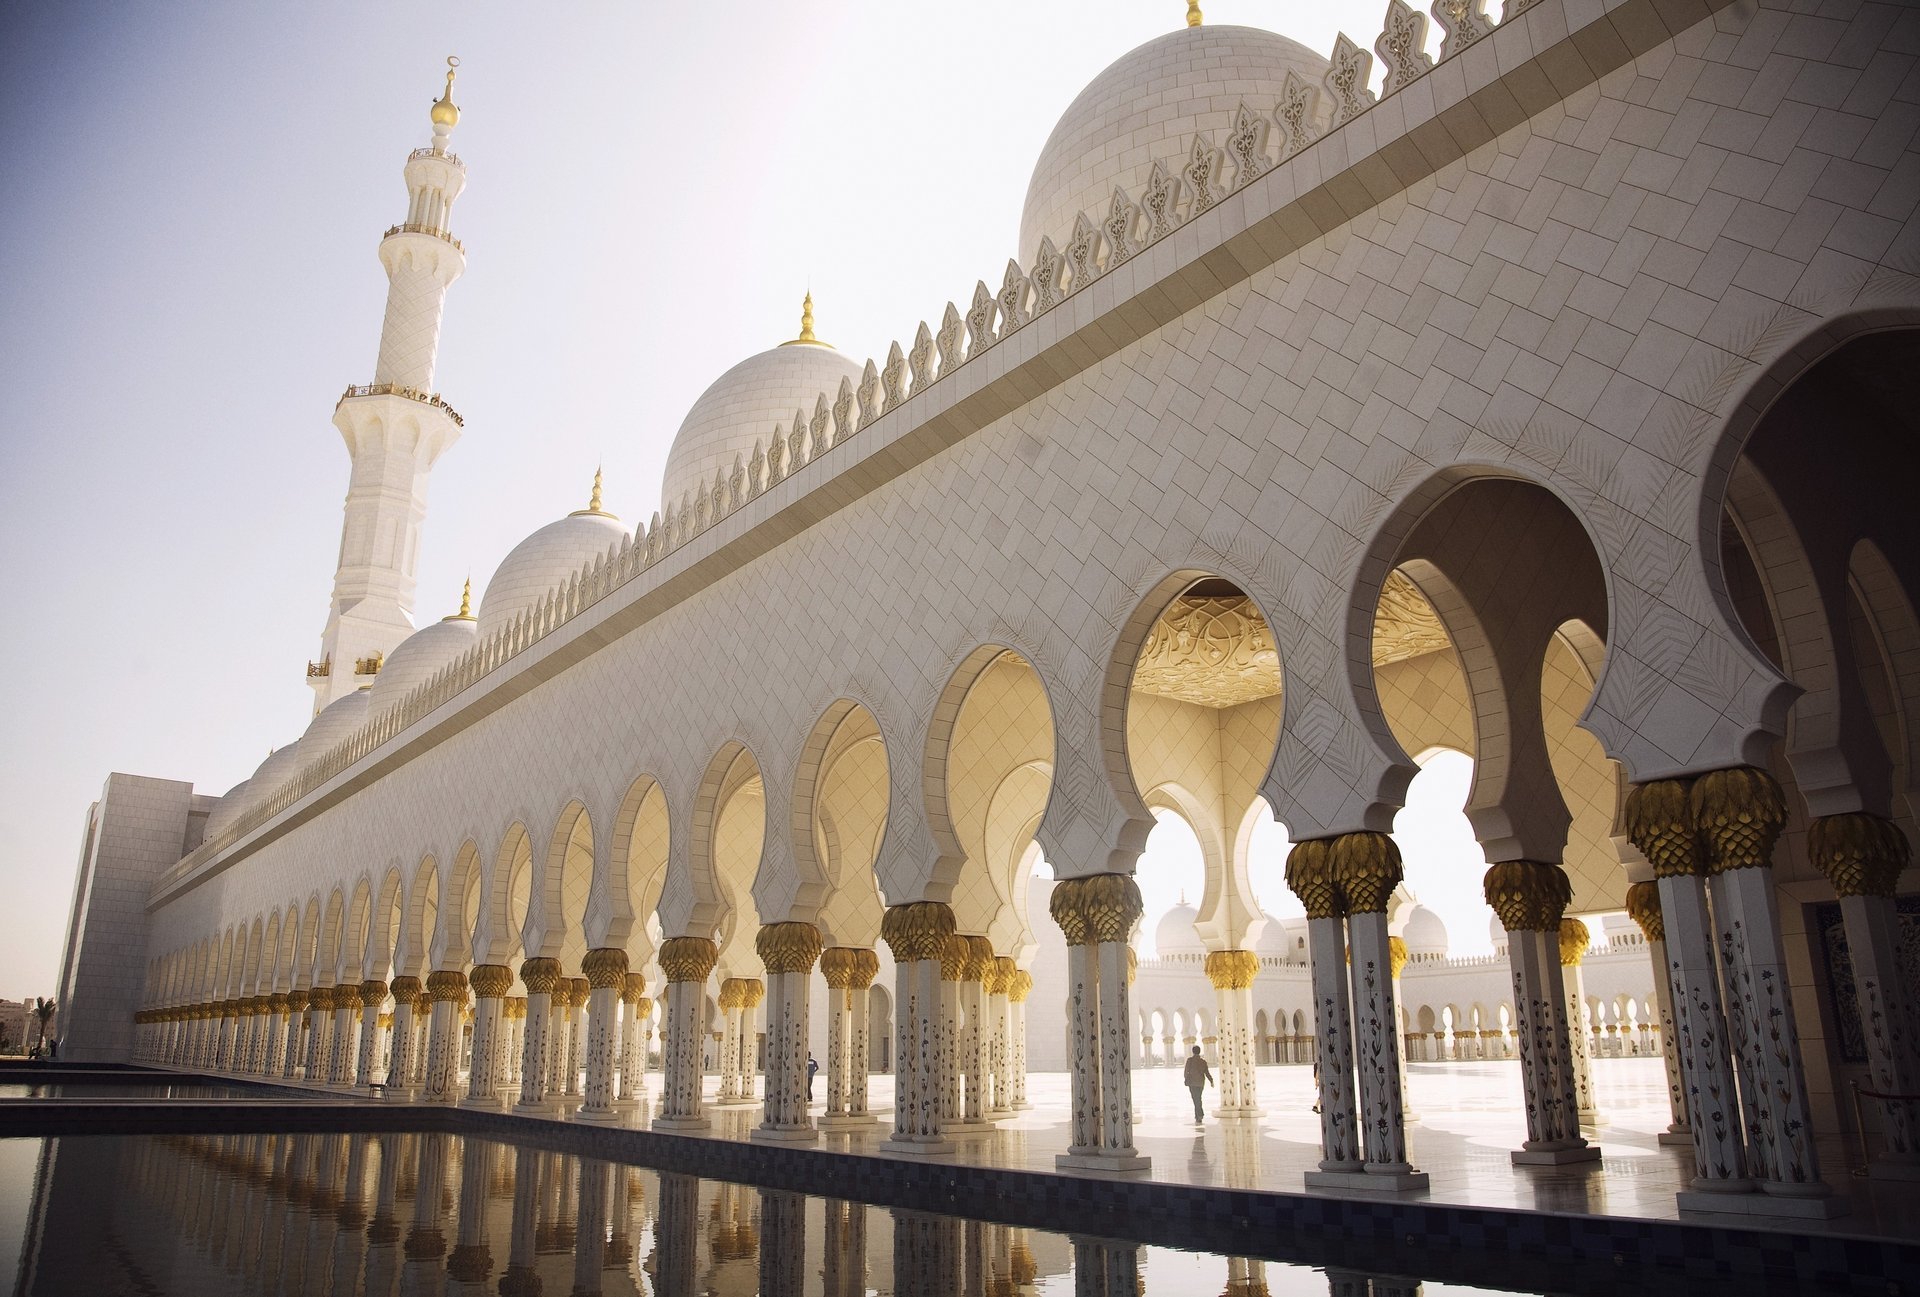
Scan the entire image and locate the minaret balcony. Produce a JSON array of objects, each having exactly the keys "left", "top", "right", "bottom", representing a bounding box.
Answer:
[
  {"left": 408, "top": 145, "right": 464, "bottom": 168},
  {"left": 382, "top": 223, "right": 464, "bottom": 254},
  {"left": 336, "top": 383, "right": 464, "bottom": 428}
]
